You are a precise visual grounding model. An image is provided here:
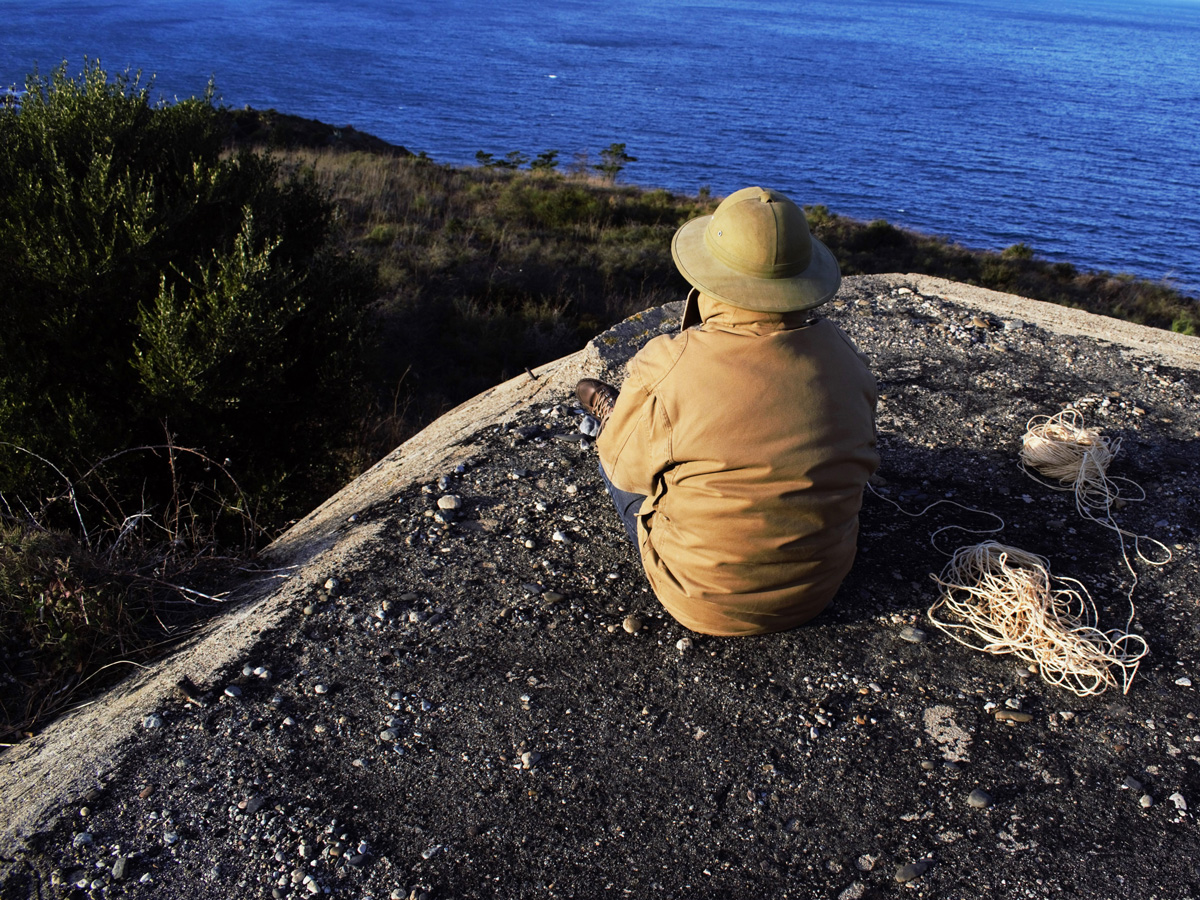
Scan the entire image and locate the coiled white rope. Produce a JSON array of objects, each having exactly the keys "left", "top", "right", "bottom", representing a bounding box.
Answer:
[{"left": 929, "top": 541, "right": 1148, "bottom": 696}]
